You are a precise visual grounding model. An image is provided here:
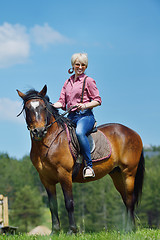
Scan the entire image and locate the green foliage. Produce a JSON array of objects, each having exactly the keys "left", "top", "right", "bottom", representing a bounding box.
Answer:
[
  {"left": 10, "top": 185, "right": 43, "bottom": 232},
  {"left": 72, "top": 177, "right": 125, "bottom": 232},
  {"left": 144, "top": 145, "right": 160, "bottom": 152},
  {"left": 151, "top": 146, "right": 160, "bottom": 152},
  {"left": 0, "top": 153, "right": 45, "bottom": 232},
  {"left": 0, "top": 150, "right": 160, "bottom": 233},
  {"left": 137, "top": 154, "right": 160, "bottom": 228},
  {"left": 0, "top": 154, "right": 45, "bottom": 202}
]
